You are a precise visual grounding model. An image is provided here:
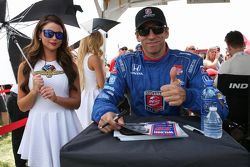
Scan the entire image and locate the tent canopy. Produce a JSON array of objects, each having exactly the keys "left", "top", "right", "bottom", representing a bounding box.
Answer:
[{"left": 94, "top": 0, "right": 230, "bottom": 20}]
